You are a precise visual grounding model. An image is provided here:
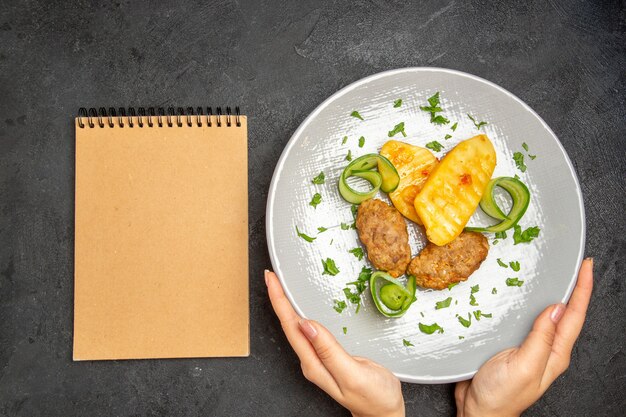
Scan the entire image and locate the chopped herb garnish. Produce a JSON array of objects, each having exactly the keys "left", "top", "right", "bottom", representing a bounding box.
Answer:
[
  {"left": 469, "top": 294, "right": 478, "bottom": 306},
  {"left": 317, "top": 226, "right": 328, "bottom": 233},
  {"left": 426, "top": 141, "right": 444, "bottom": 152},
  {"left": 295, "top": 226, "right": 316, "bottom": 243},
  {"left": 495, "top": 231, "right": 507, "bottom": 240},
  {"left": 350, "top": 110, "right": 364, "bottom": 120},
  {"left": 509, "top": 261, "right": 520, "bottom": 272},
  {"left": 343, "top": 287, "right": 361, "bottom": 305},
  {"left": 388, "top": 122, "right": 407, "bottom": 138},
  {"left": 497, "top": 258, "right": 508, "bottom": 268},
  {"left": 435, "top": 297, "right": 453, "bottom": 310},
  {"left": 514, "top": 174, "right": 520, "bottom": 180},
  {"left": 506, "top": 277, "right": 524, "bottom": 287},
  {"left": 419, "top": 322, "right": 444, "bottom": 334},
  {"left": 348, "top": 247, "right": 364, "bottom": 261},
  {"left": 312, "top": 171, "right": 325, "bottom": 184},
  {"left": 444, "top": 134, "right": 452, "bottom": 140},
  {"left": 448, "top": 282, "right": 459, "bottom": 291},
  {"left": 451, "top": 122, "right": 458, "bottom": 131},
  {"left": 345, "top": 150, "right": 352, "bottom": 161},
  {"left": 420, "top": 92, "right": 449, "bottom": 125},
  {"left": 467, "top": 113, "right": 488, "bottom": 130},
  {"left": 343, "top": 327, "right": 347, "bottom": 334},
  {"left": 309, "top": 193, "right": 322, "bottom": 208},
  {"left": 513, "top": 152, "right": 527, "bottom": 172},
  {"left": 458, "top": 335, "right": 465, "bottom": 340},
  {"left": 322, "top": 258, "right": 340, "bottom": 276},
  {"left": 522, "top": 142, "right": 529, "bottom": 152},
  {"left": 493, "top": 240, "right": 499, "bottom": 245},
  {"left": 473, "top": 310, "right": 493, "bottom": 321},
  {"left": 471, "top": 285, "right": 480, "bottom": 294},
  {"left": 492, "top": 287, "right": 498, "bottom": 294},
  {"left": 343, "top": 266, "right": 372, "bottom": 313},
  {"left": 358, "top": 136, "right": 365, "bottom": 148},
  {"left": 333, "top": 299, "right": 347, "bottom": 313},
  {"left": 403, "top": 339, "right": 414, "bottom": 347},
  {"left": 351, "top": 205, "right": 358, "bottom": 218},
  {"left": 513, "top": 225, "right": 540, "bottom": 244},
  {"left": 340, "top": 222, "right": 350, "bottom": 230},
  {"left": 342, "top": 136, "right": 348, "bottom": 145},
  {"left": 420, "top": 312, "right": 424, "bottom": 317},
  {"left": 393, "top": 99, "right": 402, "bottom": 108},
  {"left": 456, "top": 313, "right": 472, "bottom": 328},
  {"left": 529, "top": 154, "right": 537, "bottom": 160}
]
